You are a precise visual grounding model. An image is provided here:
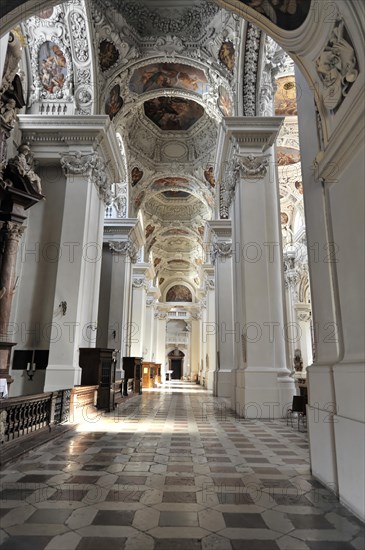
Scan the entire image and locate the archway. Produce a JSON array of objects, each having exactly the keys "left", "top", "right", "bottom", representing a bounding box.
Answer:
[{"left": 0, "top": 0, "right": 364, "bottom": 523}]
